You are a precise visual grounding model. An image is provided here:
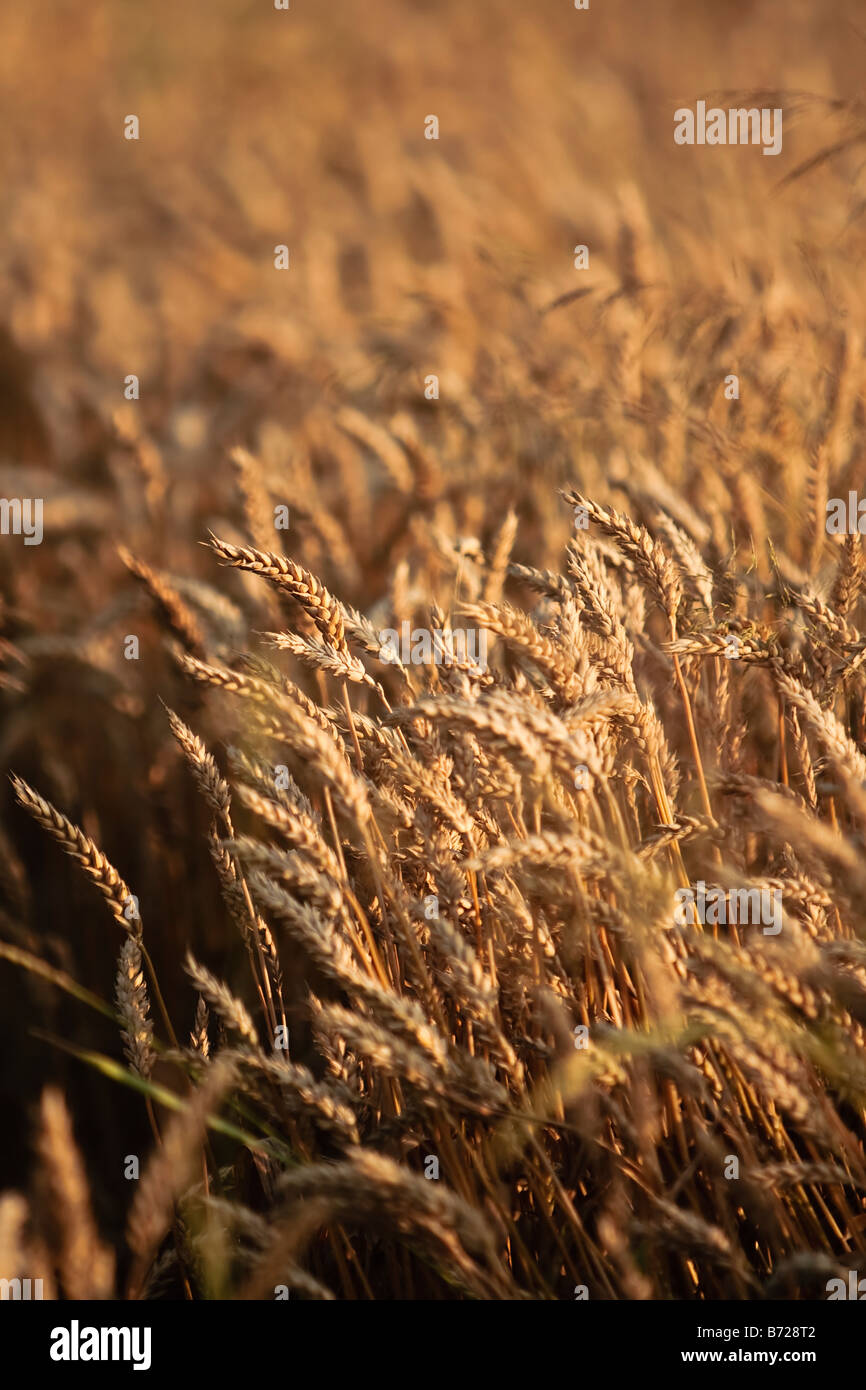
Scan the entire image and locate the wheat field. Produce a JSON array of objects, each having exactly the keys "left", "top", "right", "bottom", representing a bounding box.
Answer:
[{"left": 2, "top": 0, "right": 866, "bottom": 1301}]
